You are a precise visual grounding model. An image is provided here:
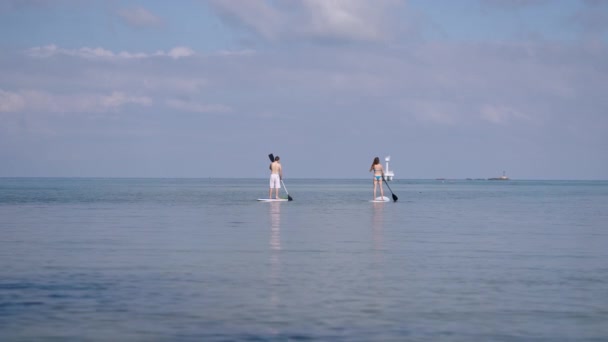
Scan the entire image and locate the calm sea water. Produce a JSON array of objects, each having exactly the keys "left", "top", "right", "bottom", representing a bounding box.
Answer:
[{"left": 1, "top": 178, "right": 607, "bottom": 341}]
